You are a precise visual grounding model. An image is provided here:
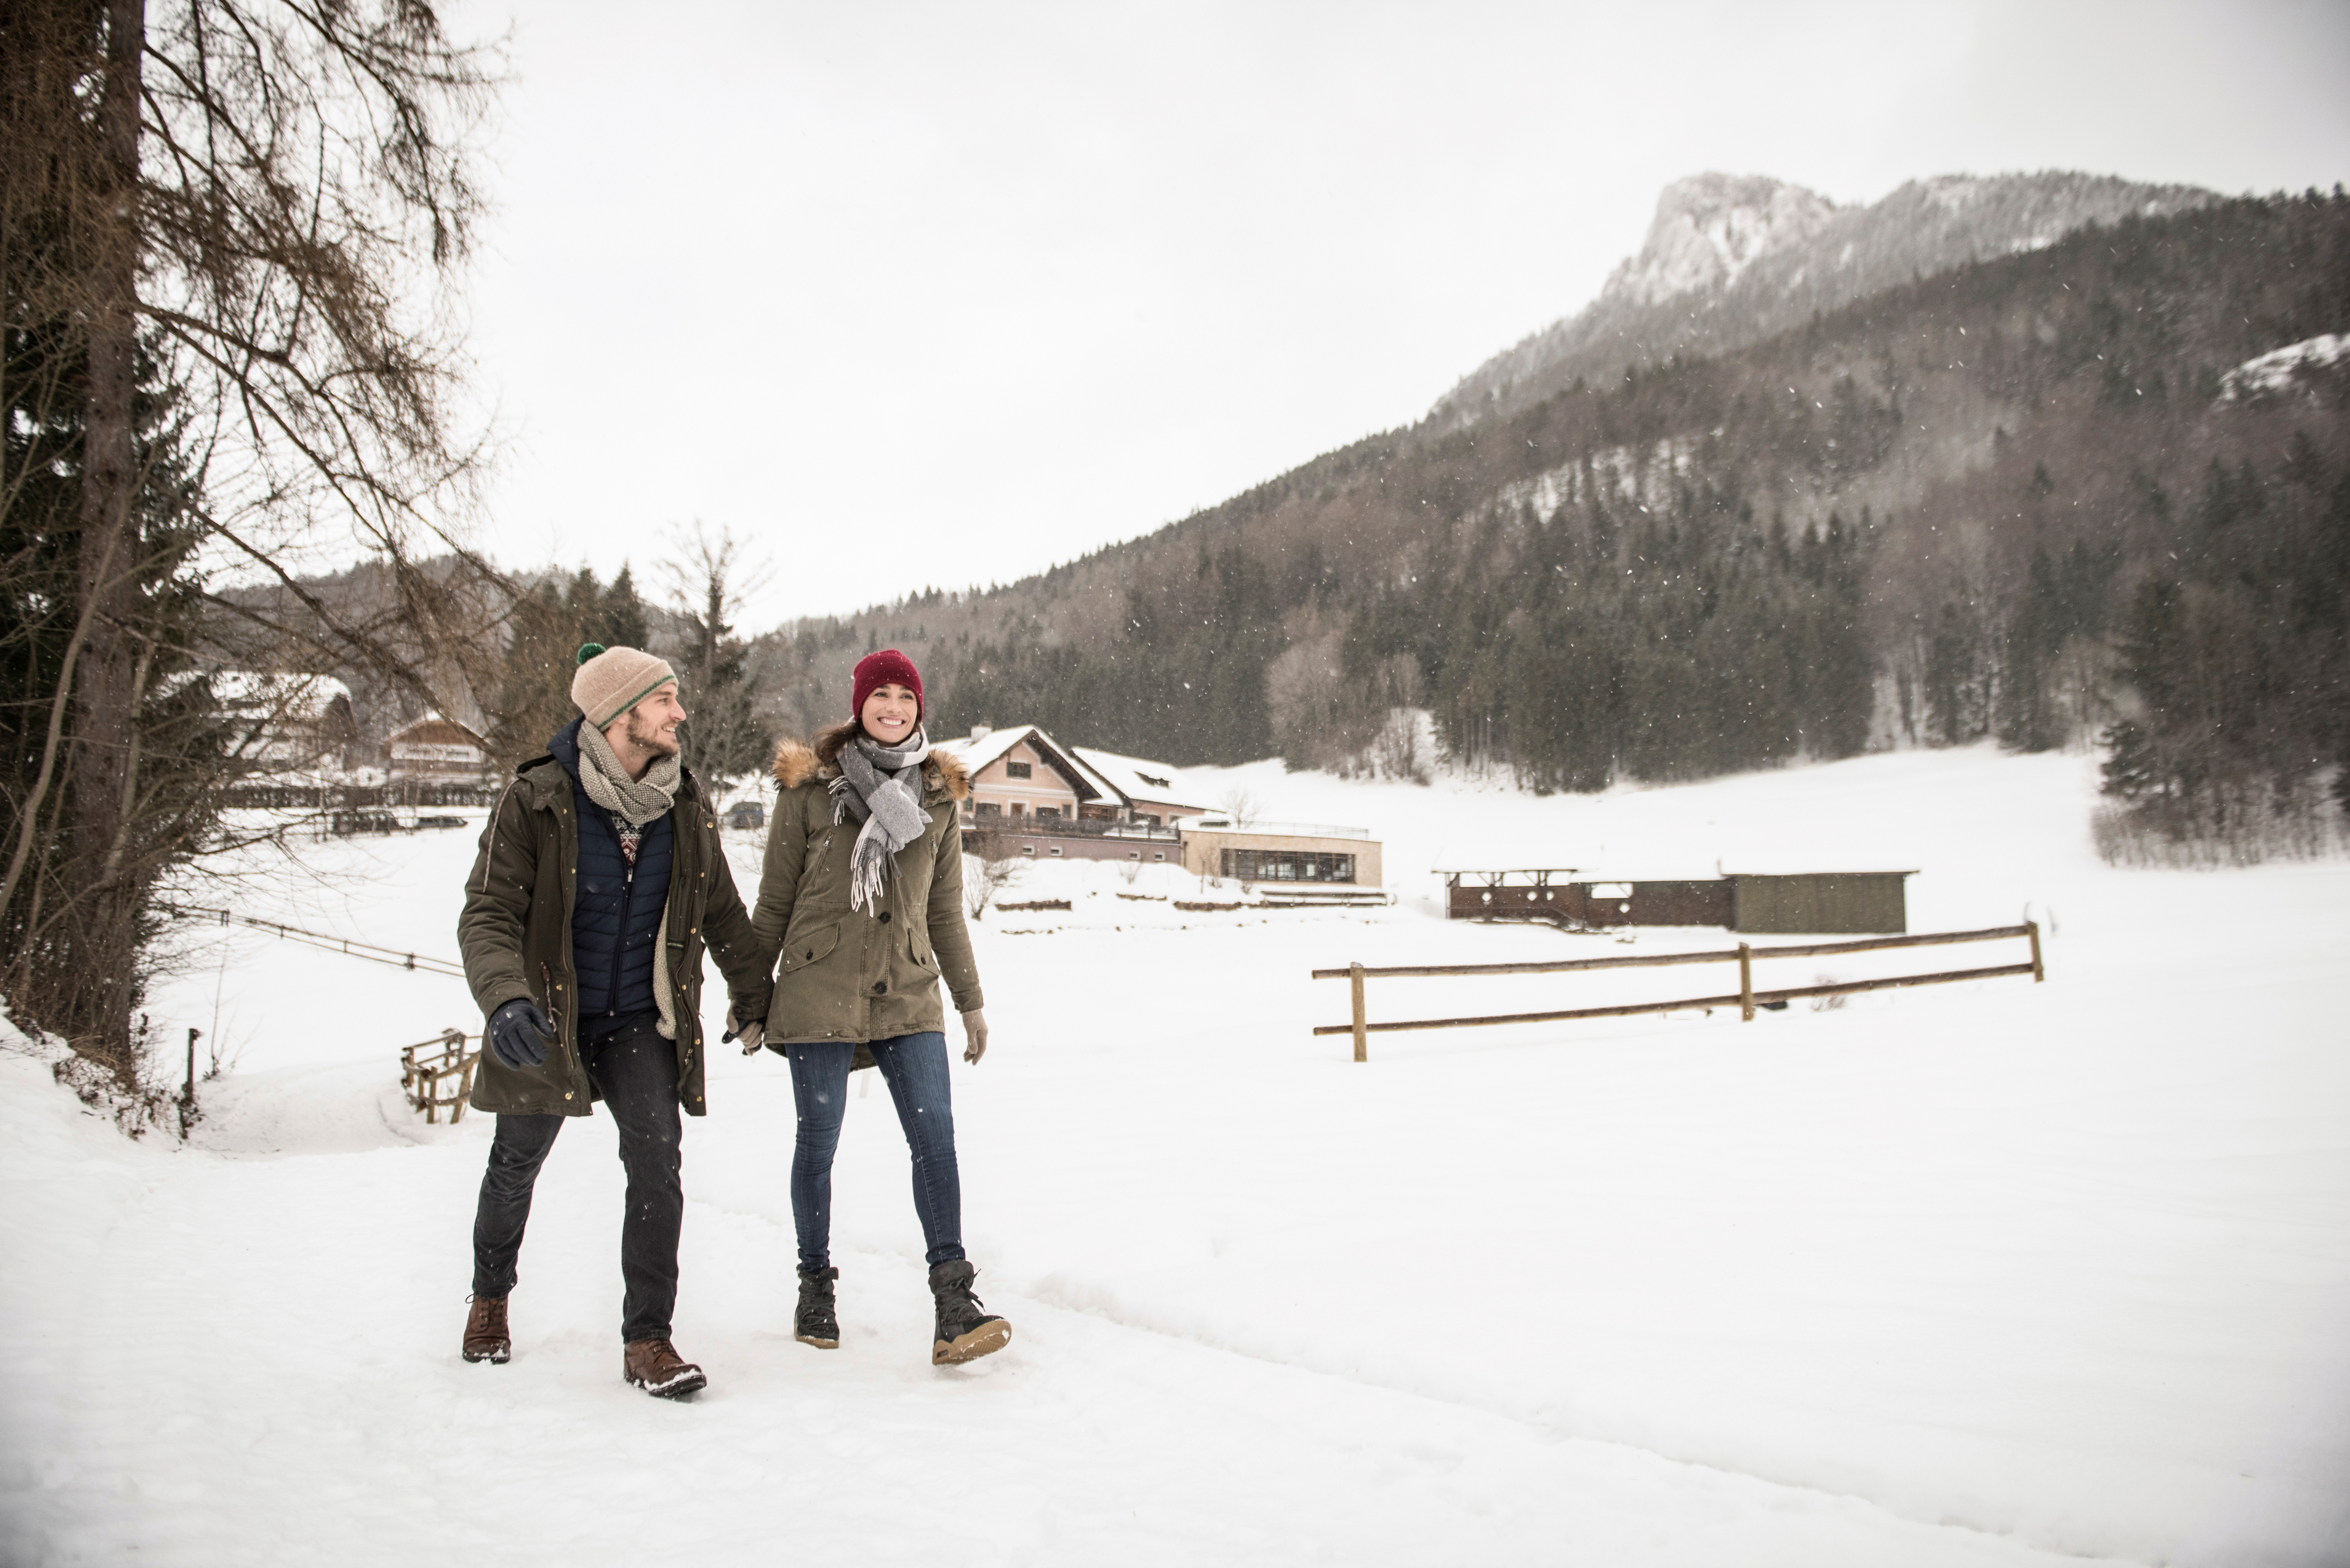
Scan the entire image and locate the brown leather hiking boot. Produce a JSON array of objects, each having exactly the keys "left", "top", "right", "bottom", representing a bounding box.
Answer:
[
  {"left": 623, "top": 1338, "right": 707, "bottom": 1399},
  {"left": 462, "top": 1295, "right": 510, "bottom": 1364}
]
